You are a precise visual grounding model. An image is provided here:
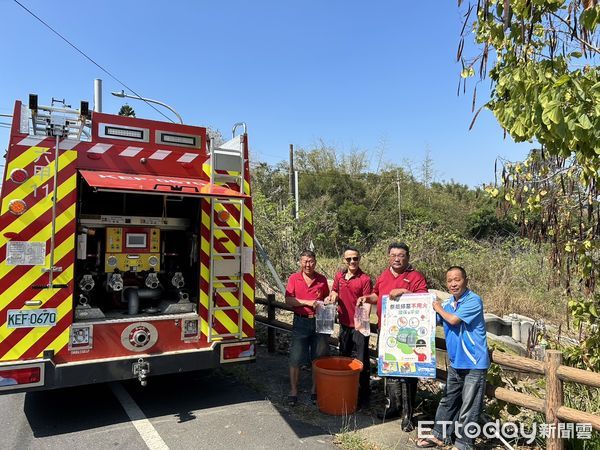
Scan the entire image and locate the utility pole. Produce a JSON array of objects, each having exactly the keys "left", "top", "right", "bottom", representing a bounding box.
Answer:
[
  {"left": 294, "top": 170, "right": 299, "bottom": 220},
  {"left": 396, "top": 169, "right": 402, "bottom": 234},
  {"left": 289, "top": 144, "right": 295, "bottom": 219}
]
